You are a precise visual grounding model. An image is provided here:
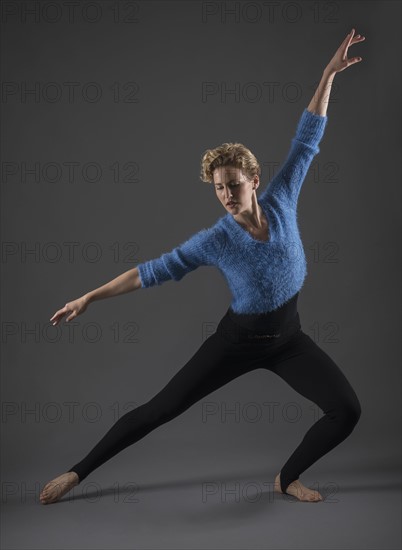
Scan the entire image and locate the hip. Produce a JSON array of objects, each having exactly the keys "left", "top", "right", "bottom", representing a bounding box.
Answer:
[{"left": 216, "top": 293, "right": 302, "bottom": 346}]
